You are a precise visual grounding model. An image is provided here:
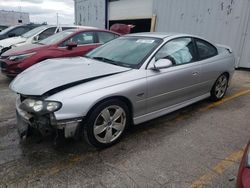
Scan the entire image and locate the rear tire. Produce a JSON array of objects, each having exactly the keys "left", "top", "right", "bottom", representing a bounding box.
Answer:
[
  {"left": 210, "top": 74, "right": 229, "bottom": 101},
  {"left": 83, "top": 99, "right": 130, "bottom": 148}
]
